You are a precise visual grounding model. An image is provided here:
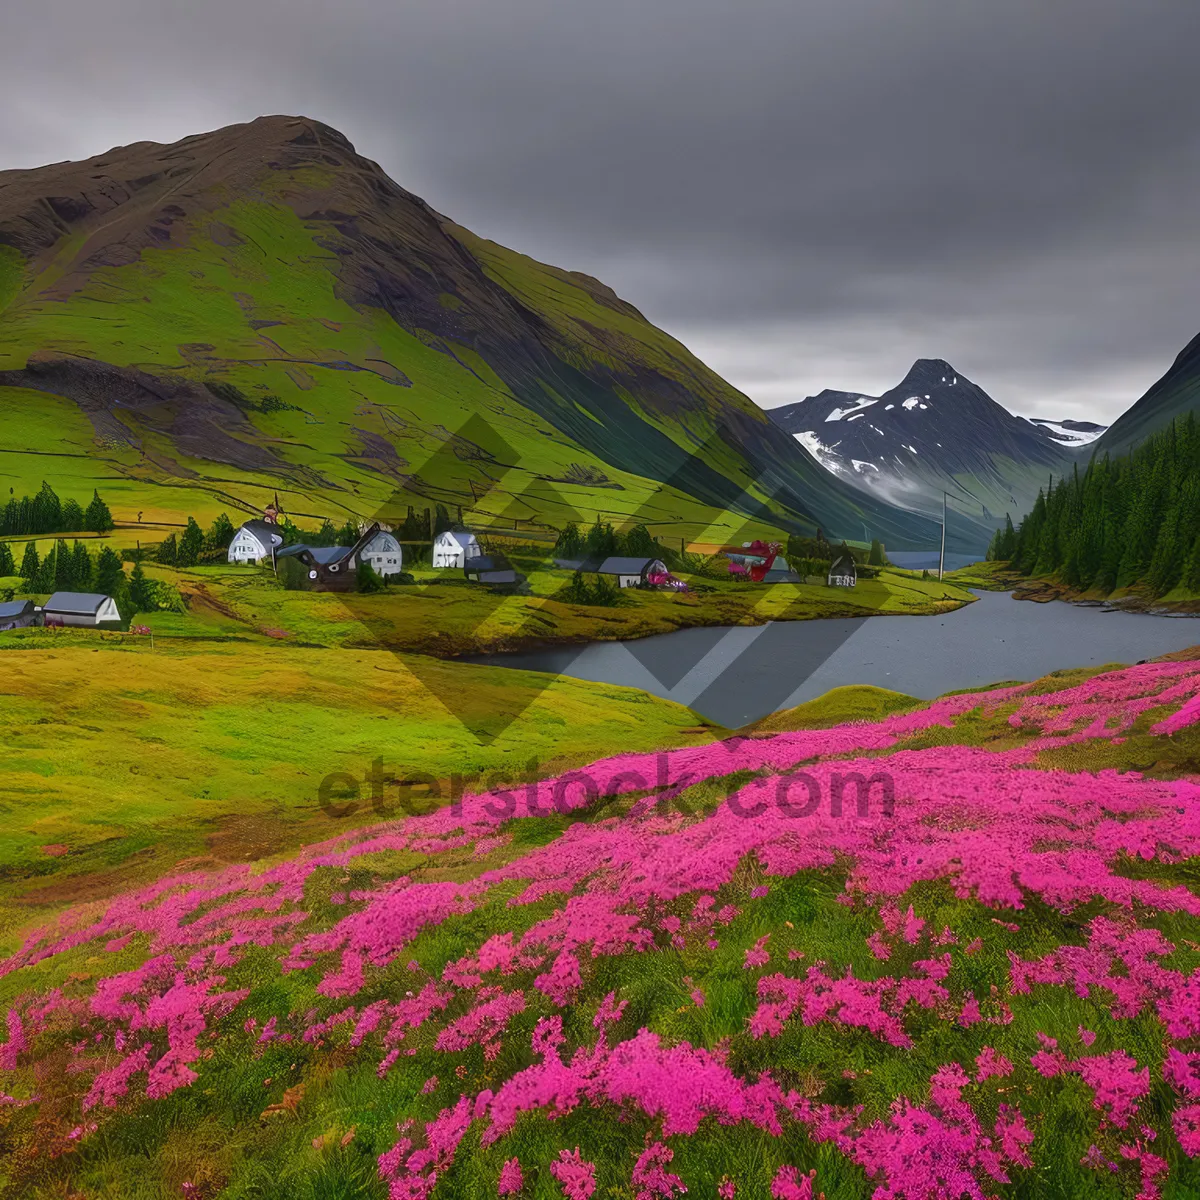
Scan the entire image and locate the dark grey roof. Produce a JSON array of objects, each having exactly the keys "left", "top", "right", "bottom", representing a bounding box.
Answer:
[
  {"left": 466, "top": 555, "right": 512, "bottom": 572},
  {"left": 553, "top": 557, "right": 603, "bottom": 572},
  {"left": 43, "top": 592, "right": 112, "bottom": 614},
  {"left": 0, "top": 600, "right": 34, "bottom": 619},
  {"left": 237, "top": 519, "right": 285, "bottom": 547},
  {"left": 829, "top": 555, "right": 858, "bottom": 574},
  {"left": 277, "top": 544, "right": 353, "bottom": 566},
  {"left": 597, "top": 556, "right": 662, "bottom": 575}
]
